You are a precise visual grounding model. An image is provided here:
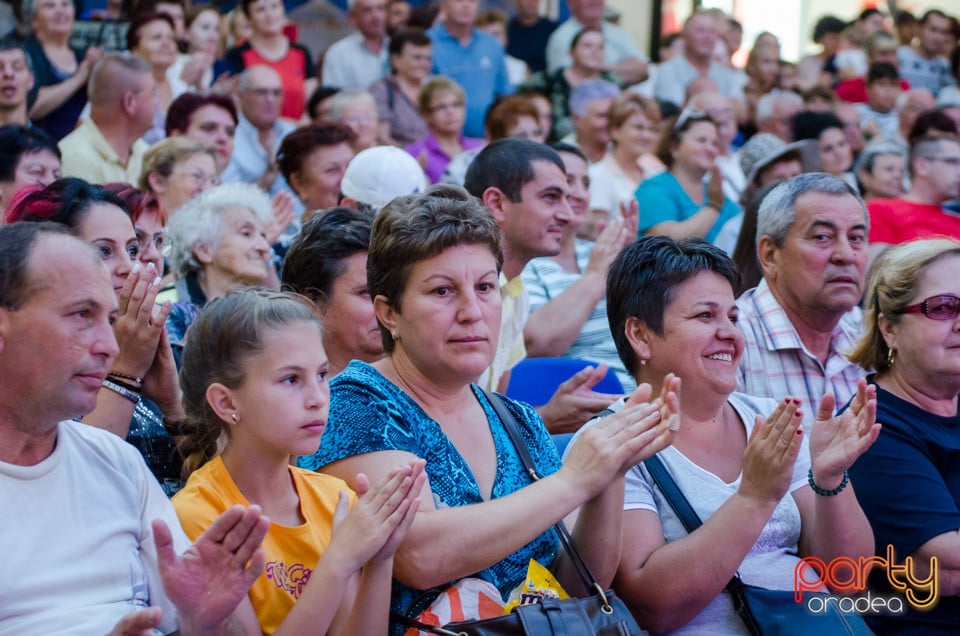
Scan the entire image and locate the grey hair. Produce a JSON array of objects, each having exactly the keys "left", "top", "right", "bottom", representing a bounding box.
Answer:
[
  {"left": 237, "top": 65, "right": 281, "bottom": 92},
  {"left": 756, "top": 173, "right": 867, "bottom": 246},
  {"left": 166, "top": 182, "right": 272, "bottom": 279},
  {"left": 854, "top": 139, "right": 907, "bottom": 175},
  {"left": 327, "top": 88, "right": 377, "bottom": 121},
  {"left": 755, "top": 89, "right": 803, "bottom": 123},
  {"left": 569, "top": 79, "right": 620, "bottom": 117}
]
